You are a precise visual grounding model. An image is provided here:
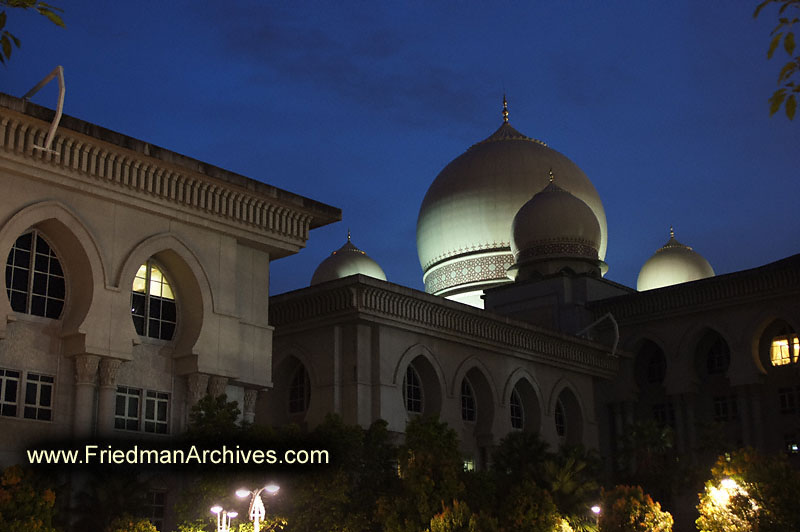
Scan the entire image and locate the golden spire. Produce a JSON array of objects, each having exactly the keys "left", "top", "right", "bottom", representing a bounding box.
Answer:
[
  {"left": 502, "top": 94, "right": 509, "bottom": 123},
  {"left": 549, "top": 168, "right": 554, "bottom": 183},
  {"left": 669, "top": 226, "right": 674, "bottom": 239}
]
